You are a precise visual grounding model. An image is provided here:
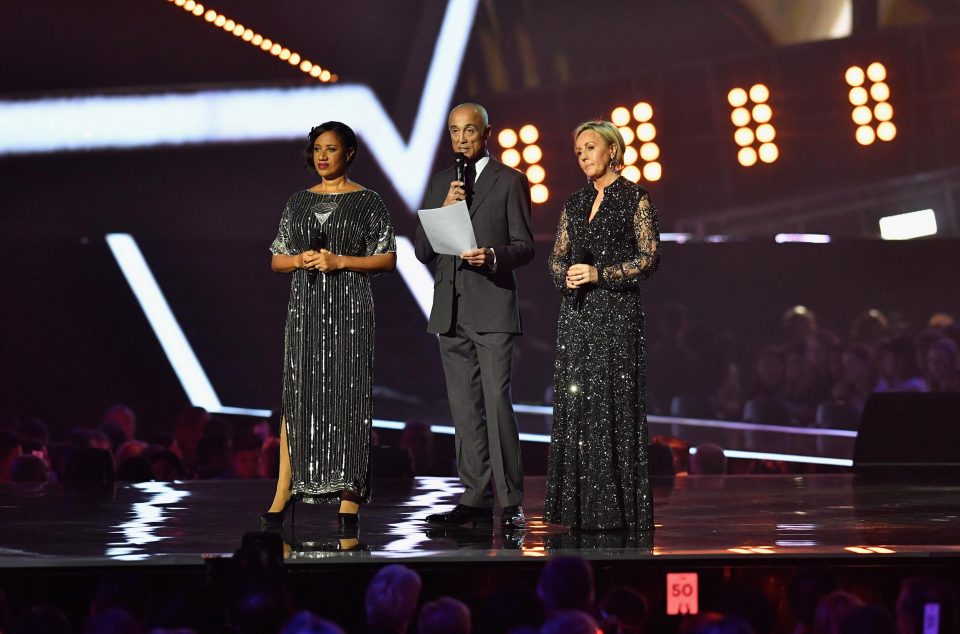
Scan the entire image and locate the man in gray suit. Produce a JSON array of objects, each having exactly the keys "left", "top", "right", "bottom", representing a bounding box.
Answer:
[{"left": 415, "top": 103, "right": 534, "bottom": 530}]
